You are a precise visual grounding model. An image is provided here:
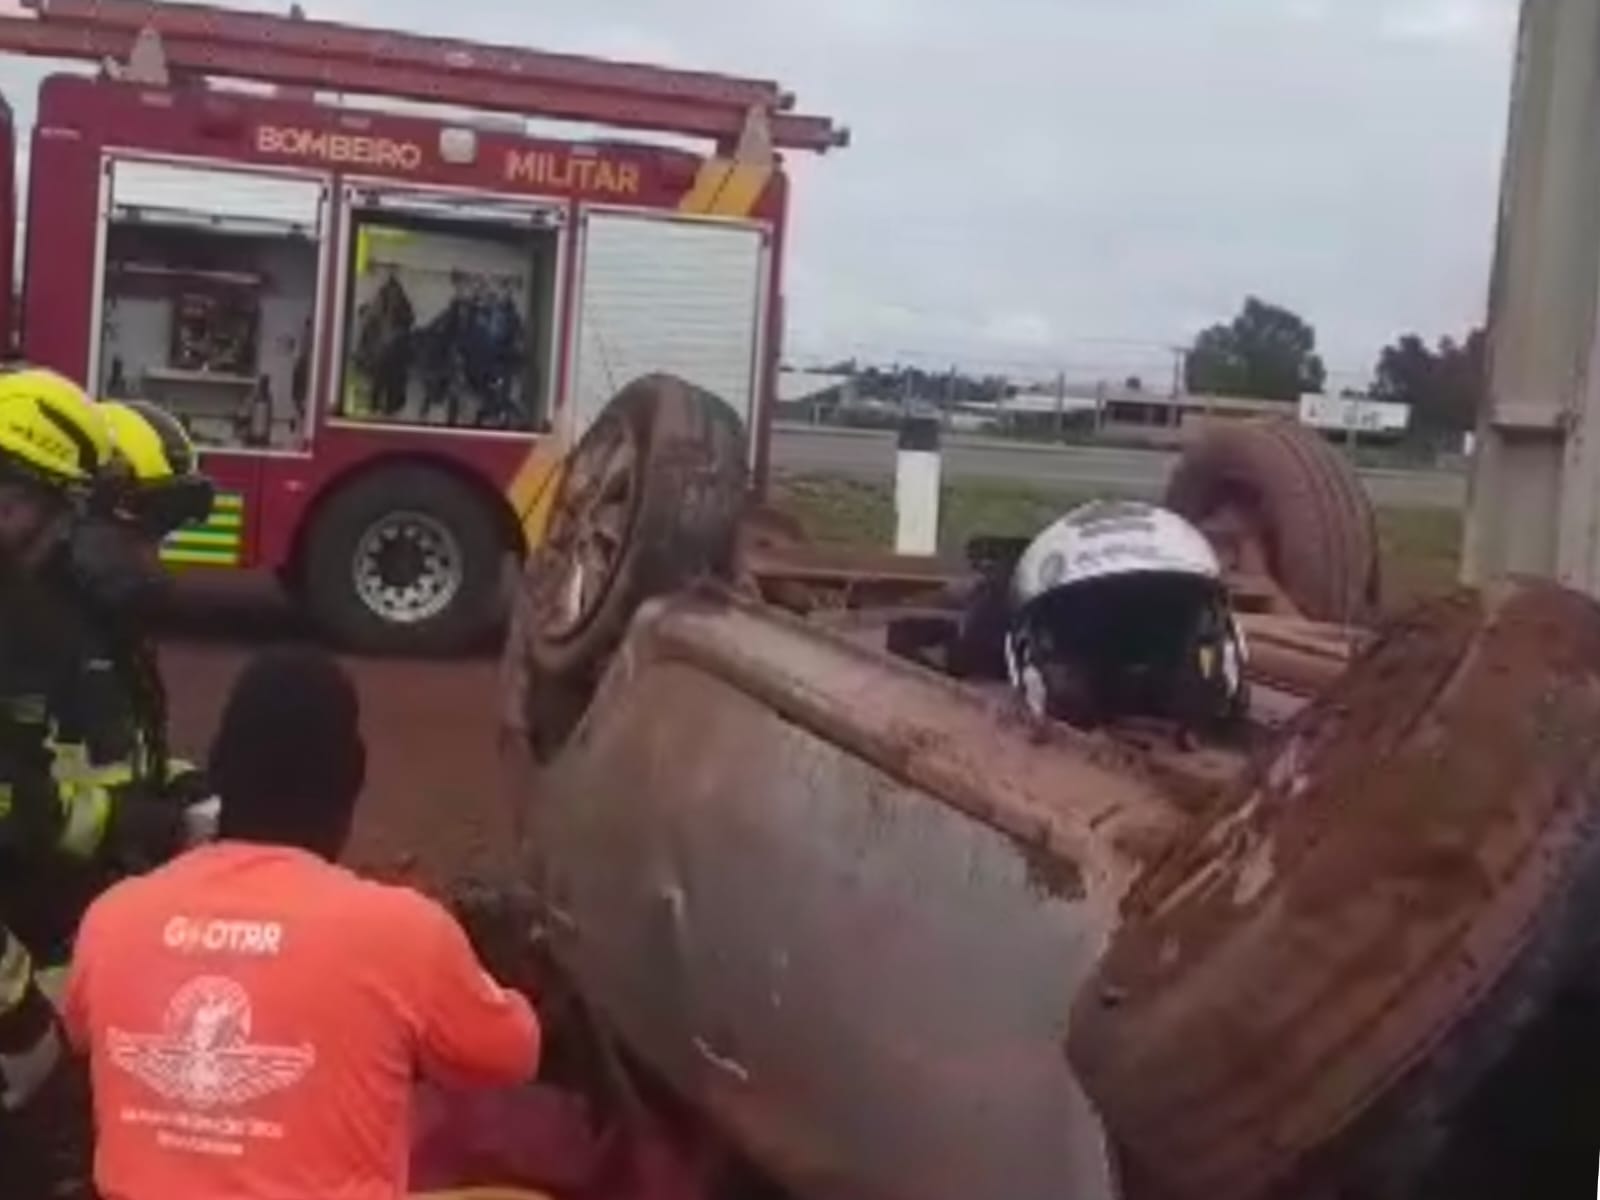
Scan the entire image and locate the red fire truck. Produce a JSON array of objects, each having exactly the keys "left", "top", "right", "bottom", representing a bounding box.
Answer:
[{"left": 0, "top": 0, "right": 845, "bottom": 651}]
